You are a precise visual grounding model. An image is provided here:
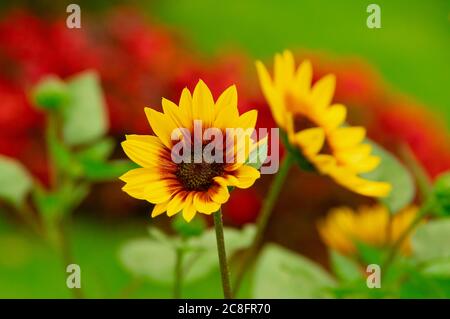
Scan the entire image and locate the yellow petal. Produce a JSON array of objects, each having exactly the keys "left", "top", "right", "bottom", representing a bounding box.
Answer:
[
  {"left": 329, "top": 167, "right": 392, "bottom": 198},
  {"left": 311, "top": 74, "right": 335, "bottom": 111},
  {"left": 282, "top": 50, "right": 295, "bottom": 82},
  {"left": 215, "top": 85, "right": 238, "bottom": 117},
  {"left": 255, "top": 60, "right": 286, "bottom": 128},
  {"left": 151, "top": 201, "right": 169, "bottom": 218},
  {"left": 162, "top": 98, "right": 191, "bottom": 131},
  {"left": 121, "top": 136, "right": 167, "bottom": 168},
  {"left": 167, "top": 191, "right": 187, "bottom": 216},
  {"left": 120, "top": 168, "right": 164, "bottom": 200},
  {"left": 237, "top": 110, "right": 258, "bottom": 130},
  {"left": 351, "top": 155, "right": 381, "bottom": 174},
  {"left": 322, "top": 104, "right": 347, "bottom": 130},
  {"left": 194, "top": 192, "right": 220, "bottom": 214},
  {"left": 294, "top": 127, "right": 325, "bottom": 156},
  {"left": 335, "top": 144, "right": 372, "bottom": 165},
  {"left": 274, "top": 53, "right": 286, "bottom": 88},
  {"left": 209, "top": 179, "right": 231, "bottom": 204},
  {"left": 144, "top": 107, "right": 177, "bottom": 149},
  {"left": 144, "top": 180, "right": 179, "bottom": 204},
  {"left": 179, "top": 88, "right": 193, "bottom": 121},
  {"left": 330, "top": 127, "right": 366, "bottom": 149},
  {"left": 311, "top": 154, "right": 337, "bottom": 174},
  {"left": 232, "top": 165, "right": 260, "bottom": 189},
  {"left": 214, "top": 97, "right": 239, "bottom": 129},
  {"left": 182, "top": 193, "right": 197, "bottom": 222},
  {"left": 294, "top": 59, "right": 312, "bottom": 96},
  {"left": 192, "top": 79, "right": 214, "bottom": 128}
]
